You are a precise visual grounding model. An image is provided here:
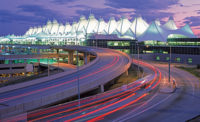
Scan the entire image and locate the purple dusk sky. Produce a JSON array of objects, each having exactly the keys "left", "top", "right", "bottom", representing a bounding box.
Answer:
[{"left": 0, "top": 0, "right": 200, "bottom": 36}]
